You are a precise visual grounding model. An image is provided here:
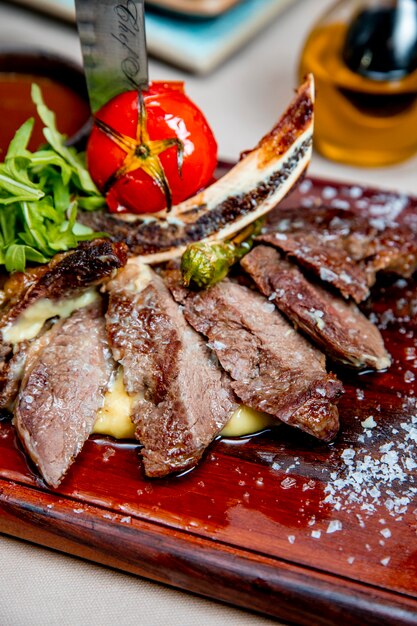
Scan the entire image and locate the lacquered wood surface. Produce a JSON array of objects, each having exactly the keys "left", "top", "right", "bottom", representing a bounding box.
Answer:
[{"left": 1, "top": 177, "right": 417, "bottom": 625}]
